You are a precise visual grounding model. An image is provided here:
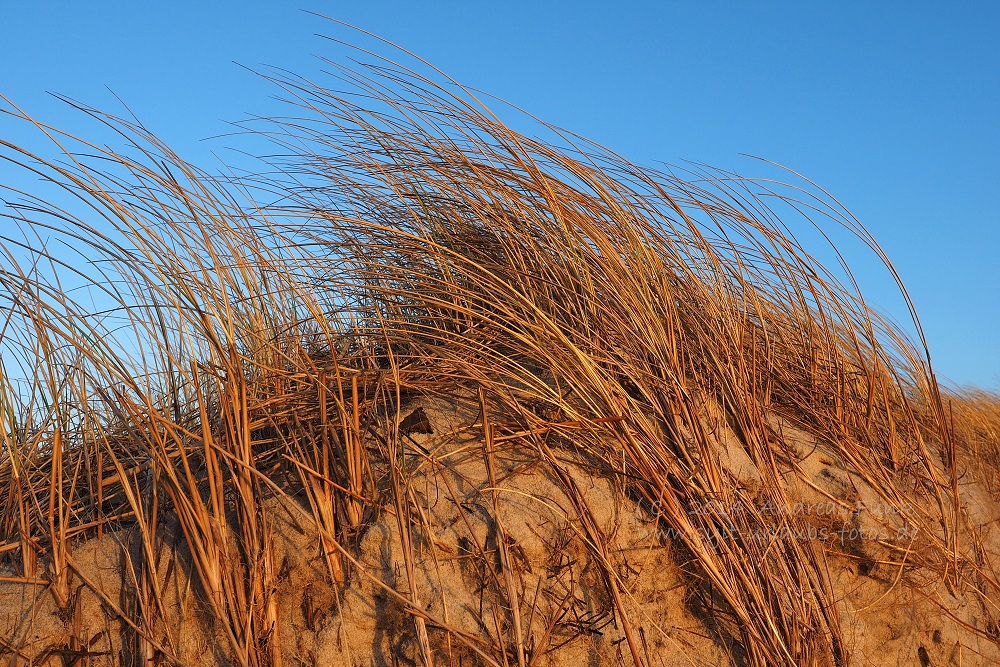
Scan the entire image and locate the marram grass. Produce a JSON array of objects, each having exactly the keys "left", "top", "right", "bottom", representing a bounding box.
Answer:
[{"left": 0, "top": 36, "right": 998, "bottom": 667}]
